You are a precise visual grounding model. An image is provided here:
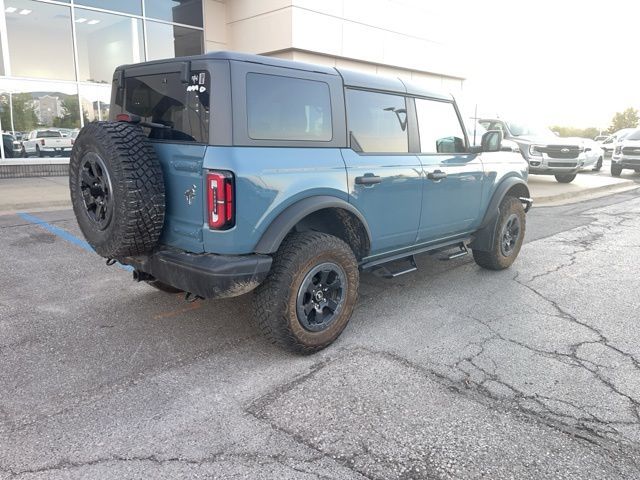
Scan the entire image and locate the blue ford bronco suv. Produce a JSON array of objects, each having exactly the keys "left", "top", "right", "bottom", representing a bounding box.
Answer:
[{"left": 69, "top": 52, "right": 531, "bottom": 353}]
